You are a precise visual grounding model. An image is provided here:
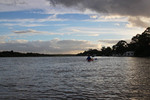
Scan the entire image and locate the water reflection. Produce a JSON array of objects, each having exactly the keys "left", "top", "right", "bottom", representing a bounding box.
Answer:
[
  {"left": 0, "top": 57, "right": 150, "bottom": 99},
  {"left": 124, "top": 58, "right": 150, "bottom": 100}
]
